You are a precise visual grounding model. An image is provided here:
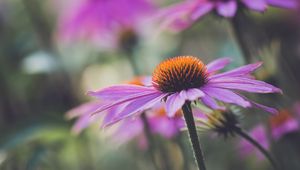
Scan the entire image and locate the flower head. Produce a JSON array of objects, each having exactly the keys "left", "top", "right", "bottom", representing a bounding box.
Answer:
[
  {"left": 239, "top": 109, "right": 300, "bottom": 160},
  {"left": 269, "top": 109, "right": 299, "bottom": 140},
  {"left": 159, "top": 0, "right": 299, "bottom": 31},
  {"left": 239, "top": 125, "right": 270, "bottom": 160},
  {"left": 56, "top": 0, "right": 156, "bottom": 48},
  {"left": 88, "top": 56, "right": 281, "bottom": 125},
  {"left": 195, "top": 109, "right": 240, "bottom": 137}
]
